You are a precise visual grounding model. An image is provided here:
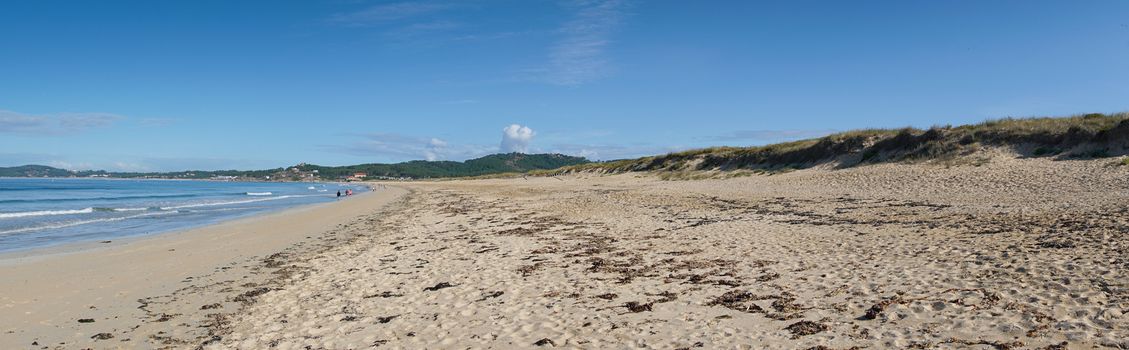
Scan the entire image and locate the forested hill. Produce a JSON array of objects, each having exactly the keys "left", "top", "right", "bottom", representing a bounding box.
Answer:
[
  {"left": 0, "top": 165, "right": 78, "bottom": 178},
  {"left": 0, "top": 153, "right": 590, "bottom": 180},
  {"left": 297, "top": 153, "right": 589, "bottom": 179}
]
